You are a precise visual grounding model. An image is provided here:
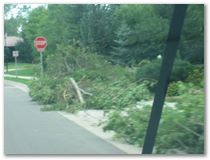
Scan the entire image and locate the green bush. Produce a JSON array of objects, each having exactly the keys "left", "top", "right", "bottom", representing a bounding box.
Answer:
[
  {"left": 136, "top": 59, "right": 193, "bottom": 83},
  {"left": 135, "top": 59, "right": 161, "bottom": 92},
  {"left": 135, "top": 59, "right": 161, "bottom": 82},
  {"left": 186, "top": 66, "right": 204, "bottom": 86},
  {"left": 135, "top": 59, "right": 194, "bottom": 93},
  {"left": 171, "top": 59, "right": 193, "bottom": 82},
  {"left": 167, "top": 82, "right": 179, "bottom": 97}
]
